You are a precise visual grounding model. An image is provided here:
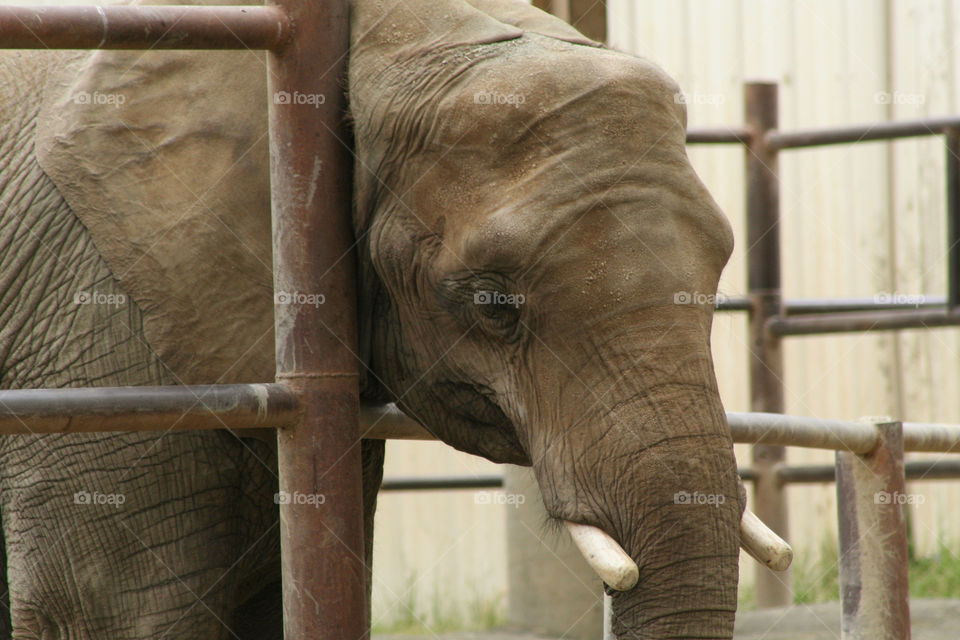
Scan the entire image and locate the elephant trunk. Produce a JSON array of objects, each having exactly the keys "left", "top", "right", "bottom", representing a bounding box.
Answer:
[{"left": 530, "top": 342, "right": 742, "bottom": 639}]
